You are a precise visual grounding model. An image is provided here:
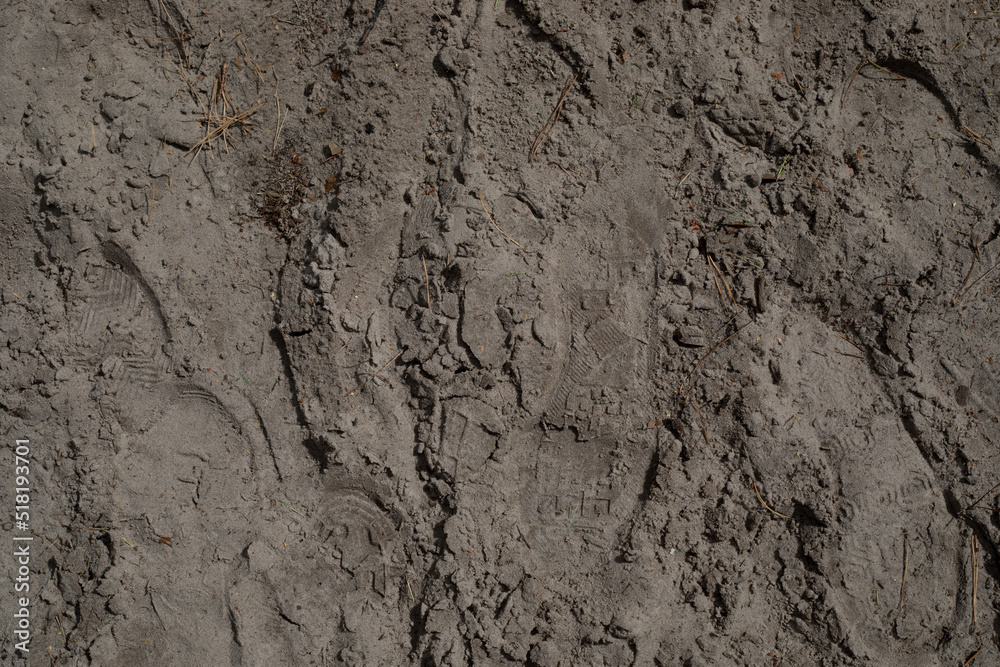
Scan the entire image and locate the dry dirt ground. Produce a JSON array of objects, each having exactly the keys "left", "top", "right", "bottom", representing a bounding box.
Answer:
[{"left": 3, "top": 0, "right": 1000, "bottom": 665}]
